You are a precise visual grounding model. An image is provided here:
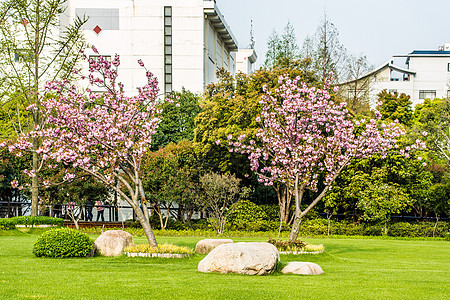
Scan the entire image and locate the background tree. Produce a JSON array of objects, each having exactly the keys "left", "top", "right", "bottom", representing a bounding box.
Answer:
[
  {"left": 301, "top": 14, "right": 348, "bottom": 83},
  {"left": 151, "top": 89, "right": 201, "bottom": 150},
  {"left": 9, "top": 51, "right": 160, "bottom": 246},
  {"left": 142, "top": 141, "right": 199, "bottom": 229},
  {"left": 357, "top": 169, "right": 412, "bottom": 235},
  {"left": 197, "top": 172, "right": 241, "bottom": 234},
  {"left": 378, "top": 91, "right": 413, "bottom": 126},
  {"left": 0, "top": 0, "right": 86, "bottom": 216},
  {"left": 263, "top": 21, "right": 301, "bottom": 69},
  {"left": 343, "top": 53, "right": 374, "bottom": 114}
]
